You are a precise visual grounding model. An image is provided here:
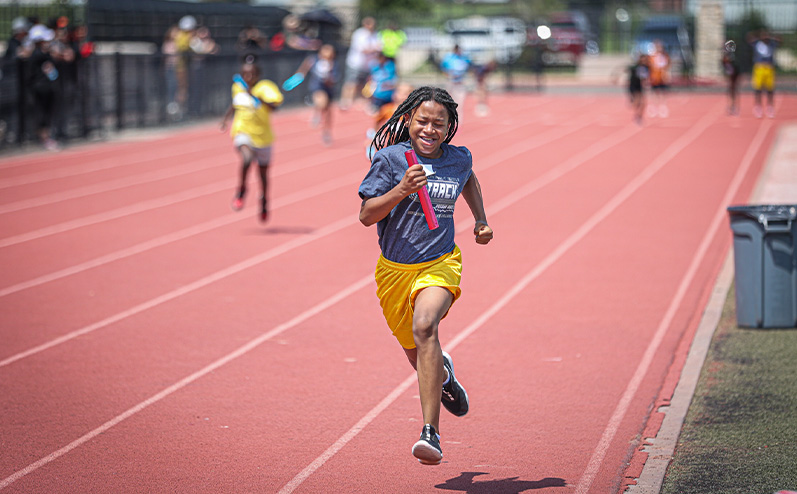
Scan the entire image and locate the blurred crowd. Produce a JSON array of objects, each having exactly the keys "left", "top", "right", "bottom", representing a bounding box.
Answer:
[{"left": 3, "top": 15, "right": 93, "bottom": 150}]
